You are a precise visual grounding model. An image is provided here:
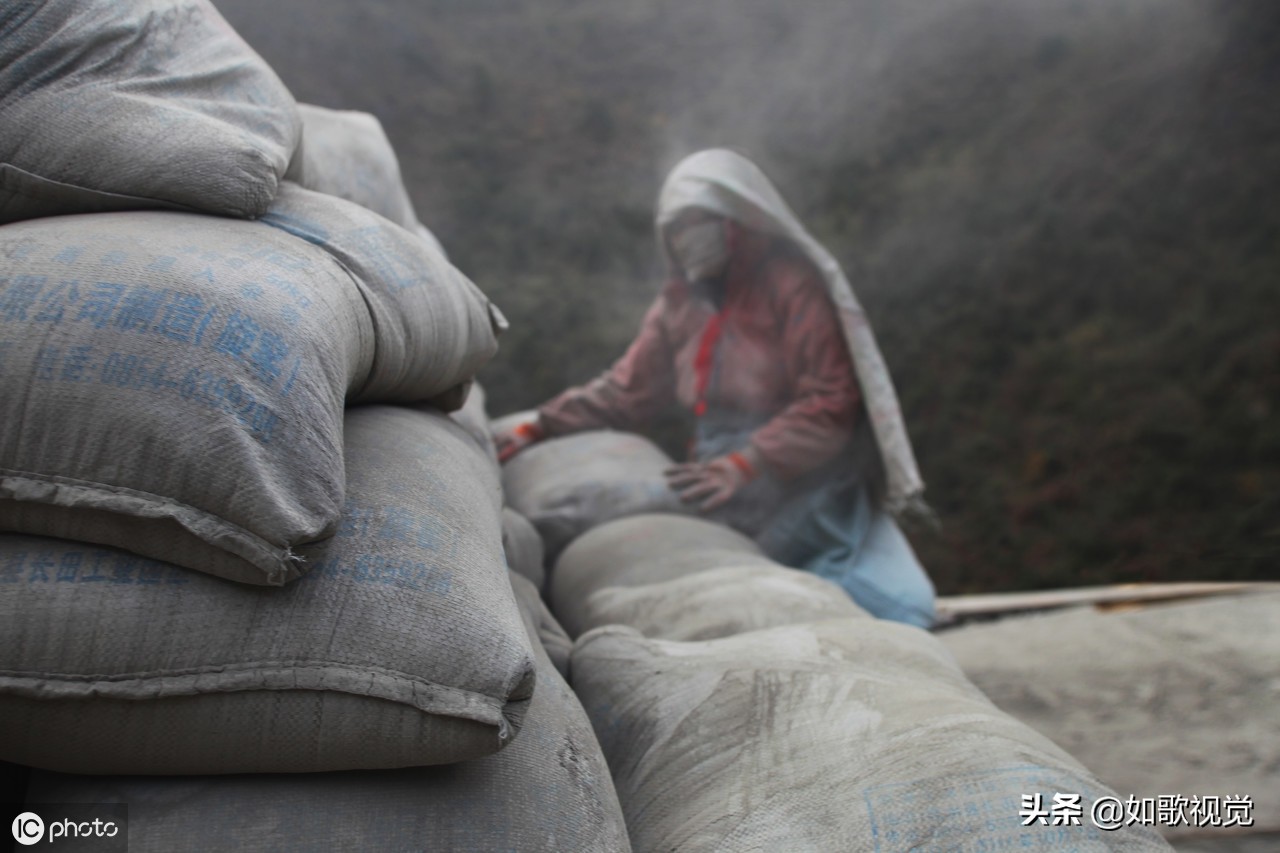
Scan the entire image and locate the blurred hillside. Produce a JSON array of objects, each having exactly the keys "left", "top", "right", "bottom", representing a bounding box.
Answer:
[{"left": 214, "top": 0, "right": 1279, "bottom": 593}]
